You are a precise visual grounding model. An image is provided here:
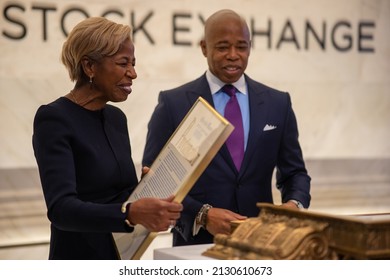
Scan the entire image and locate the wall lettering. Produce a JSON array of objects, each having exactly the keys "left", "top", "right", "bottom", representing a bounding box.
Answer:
[{"left": 1, "top": 1, "right": 376, "bottom": 53}]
